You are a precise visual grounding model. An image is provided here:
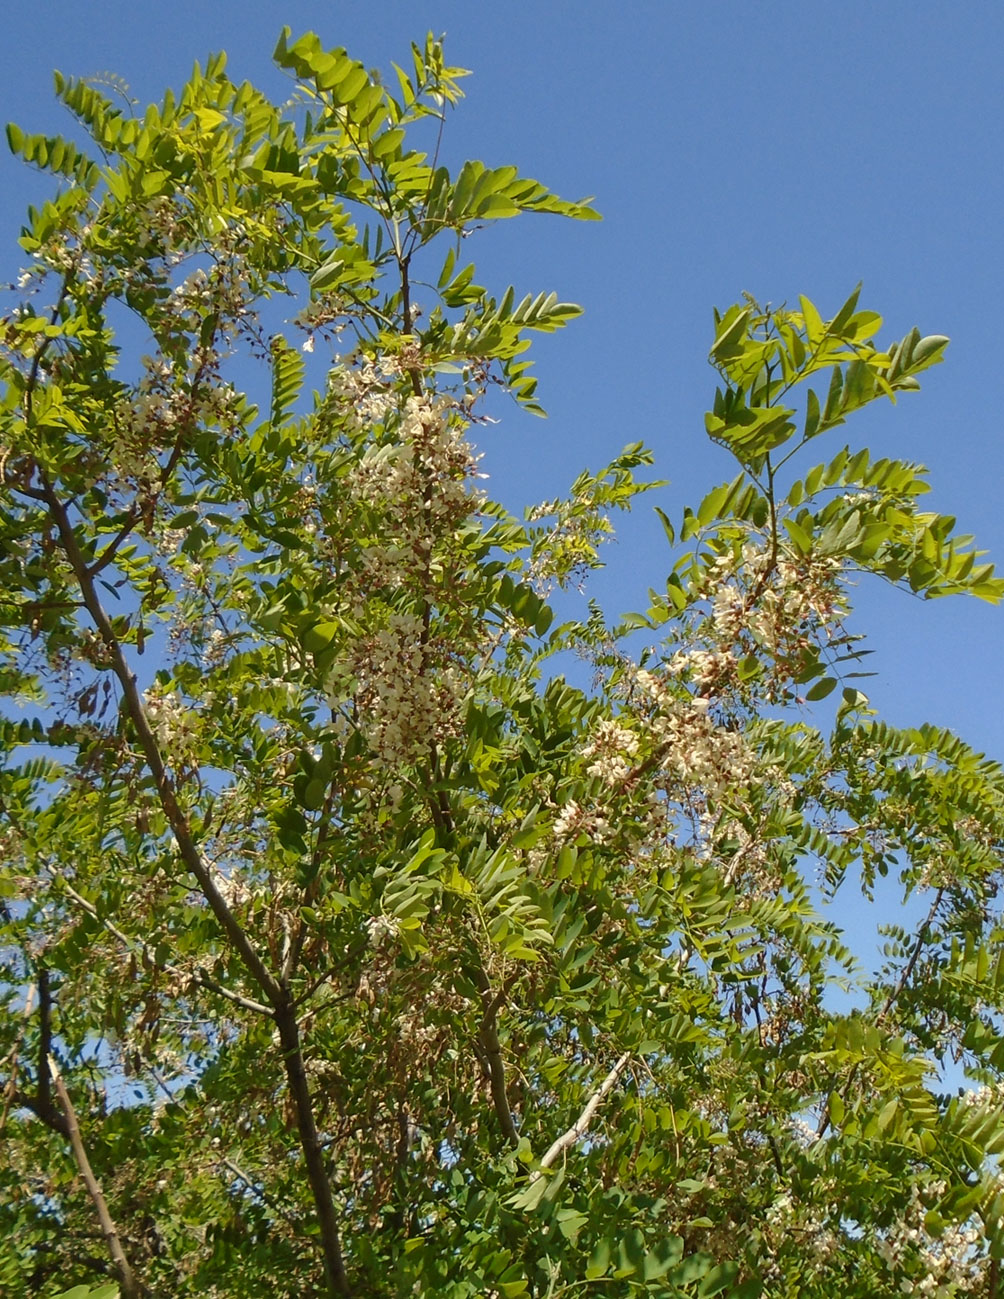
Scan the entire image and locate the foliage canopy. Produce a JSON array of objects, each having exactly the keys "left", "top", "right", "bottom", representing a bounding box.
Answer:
[{"left": 1, "top": 27, "right": 1003, "bottom": 1299}]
